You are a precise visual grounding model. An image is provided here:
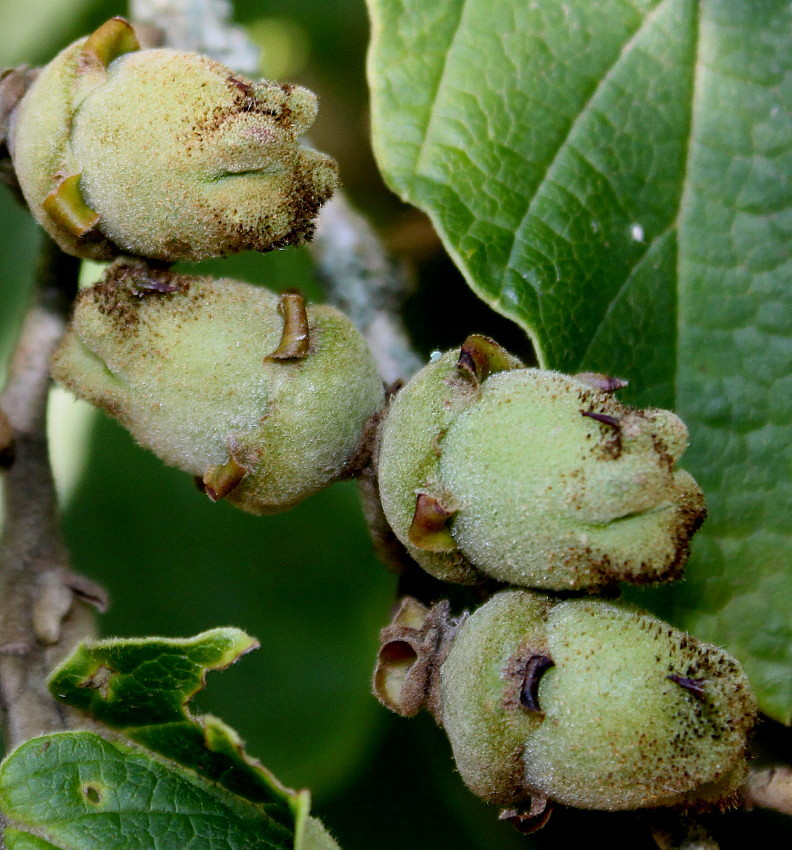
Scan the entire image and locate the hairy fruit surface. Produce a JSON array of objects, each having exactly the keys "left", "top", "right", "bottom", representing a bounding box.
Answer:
[
  {"left": 51, "top": 261, "right": 384, "bottom": 514},
  {"left": 374, "top": 591, "right": 757, "bottom": 813},
  {"left": 377, "top": 337, "right": 706, "bottom": 589},
  {"left": 8, "top": 17, "right": 338, "bottom": 261}
]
